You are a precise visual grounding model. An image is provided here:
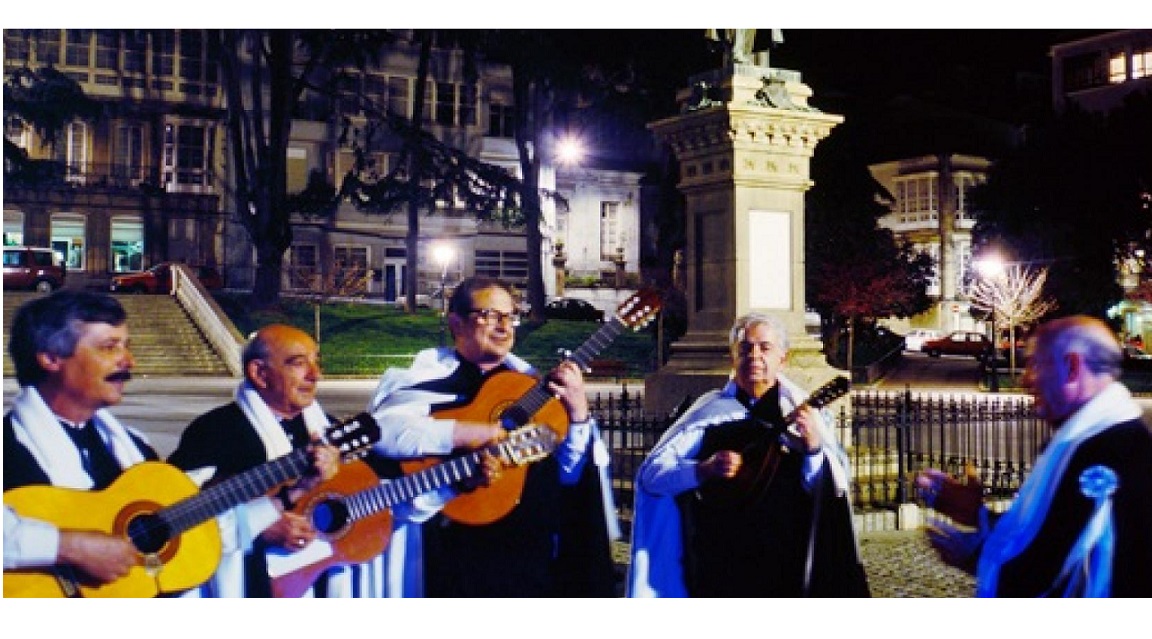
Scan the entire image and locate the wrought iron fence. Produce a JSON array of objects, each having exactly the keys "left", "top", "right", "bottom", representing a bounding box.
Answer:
[{"left": 590, "top": 385, "right": 1050, "bottom": 521}]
